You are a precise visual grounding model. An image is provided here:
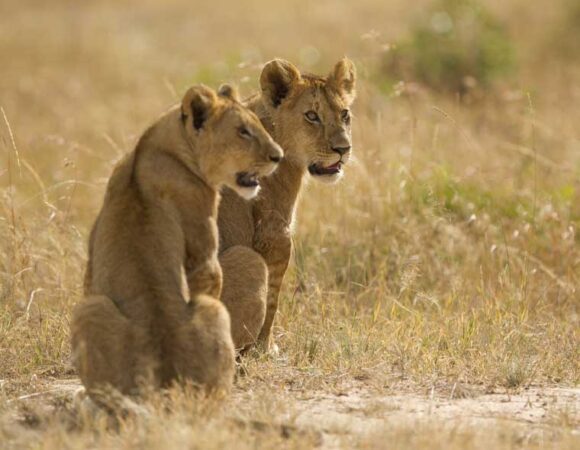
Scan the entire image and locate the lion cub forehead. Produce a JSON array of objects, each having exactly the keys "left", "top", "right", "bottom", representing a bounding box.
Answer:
[
  {"left": 215, "top": 100, "right": 246, "bottom": 118},
  {"left": 302, "top": 72, "right": 327, "bottom": 87},
  {"left": 294, "top": 76, "right": 346, "bottom": 111},
  {"left": 300, "top": 84, "right": 346, "bottom": 113},
  {"left": 322, "top": 87, "right": 348, "bottom": 110},
  {"left": 233, "top": 103, "right": 261, "bottom": 124},
  {"left": 220, "top": 103, "right": 262, "bottom": 129}
]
